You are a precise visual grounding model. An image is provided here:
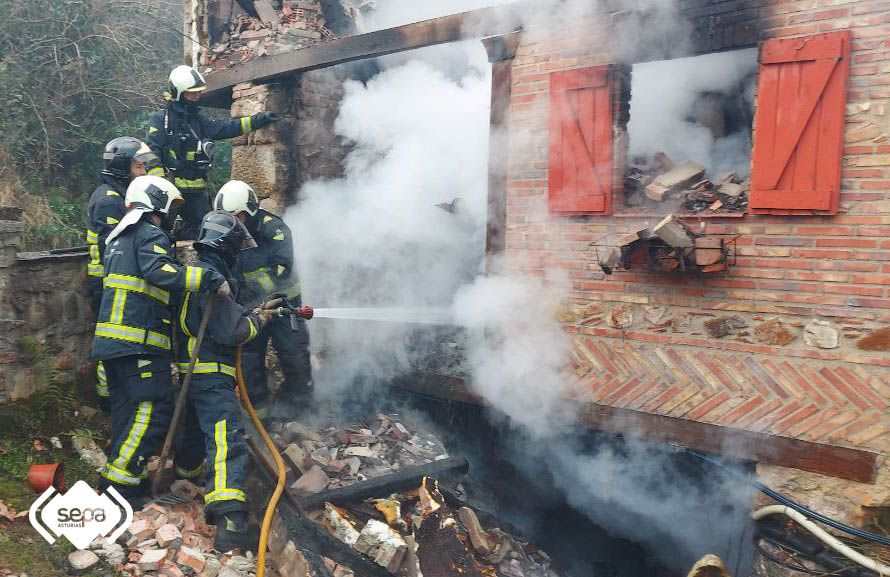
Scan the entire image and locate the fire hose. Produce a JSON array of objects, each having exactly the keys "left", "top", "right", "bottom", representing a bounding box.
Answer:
[
  {"left": 236, "top": 299, "right": 313, "bottom": 577},
  {"left": 753, "top": 505, "right": 890, "bottom": 576},
  {"left": 687, "top": 450, "right": 890, "bottom": 575}
]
